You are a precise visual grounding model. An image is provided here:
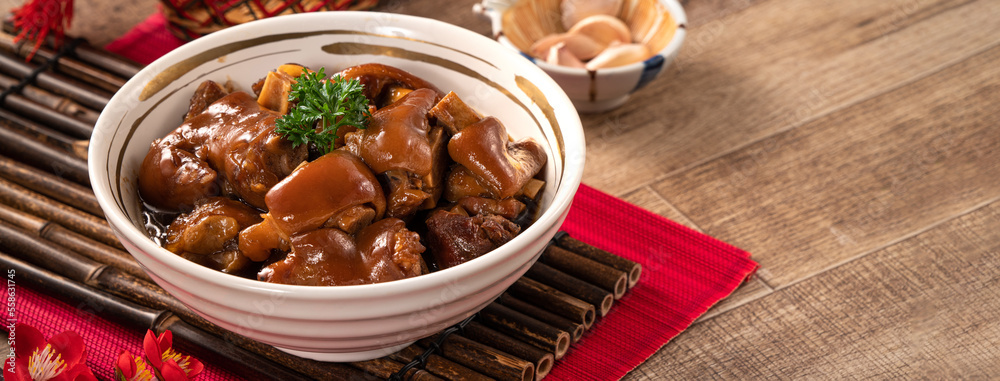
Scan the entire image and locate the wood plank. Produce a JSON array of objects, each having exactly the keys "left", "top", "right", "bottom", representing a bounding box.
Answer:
[
  {"left": 380, "top": 0, "right": 760, "bottom": 36},
  {"left": 380, "top": 0, "right": 492, "bottom": 35},
  {"left": 680, "top": 0, "right": 765, "bottom": 28},
  {"left": 626, "top": 199, "right": 1000, "bottom": 379},
  {"left": 580, "top": 0, "right": 1000, "bottom": 195},
  {"left": 653, "top": 39, "right": 1000, "bottom": 287}
]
